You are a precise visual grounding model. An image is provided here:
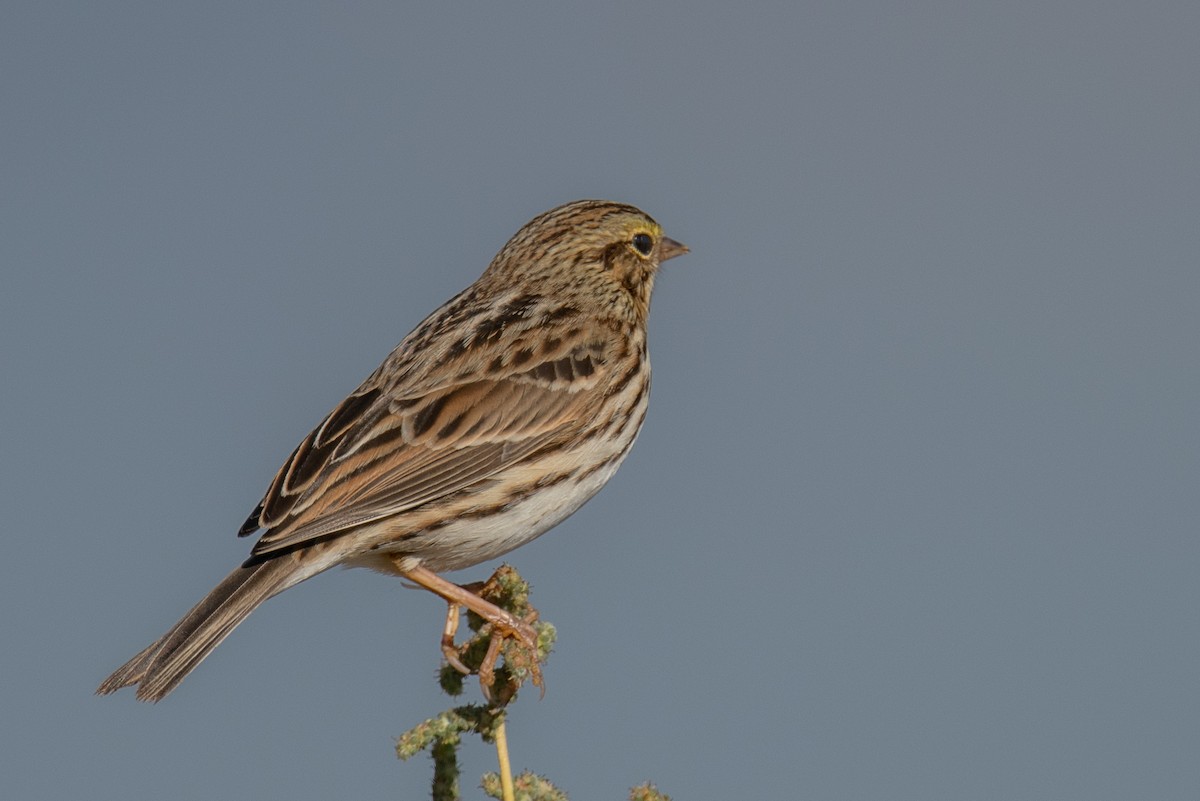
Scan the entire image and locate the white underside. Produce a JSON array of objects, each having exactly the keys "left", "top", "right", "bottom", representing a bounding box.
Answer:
[
  {"left": 334, "top": 442, "right": 634, "bottom": 576},
  {"left": 402, "top": 453, "right": 626, "bottom": 573}
]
